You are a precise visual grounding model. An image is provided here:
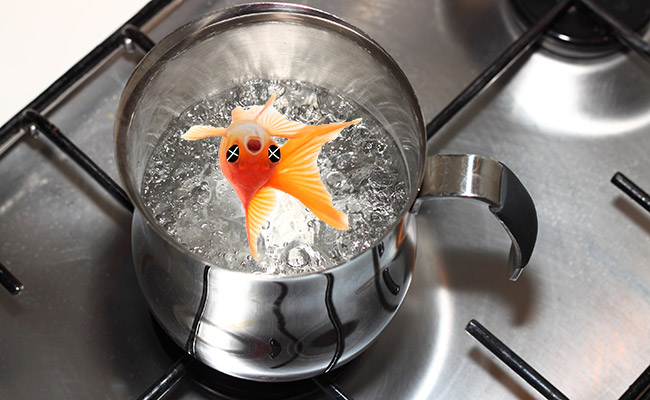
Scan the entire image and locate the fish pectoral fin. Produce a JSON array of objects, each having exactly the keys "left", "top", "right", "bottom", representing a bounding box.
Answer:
[
  {"left": 245, "top": 187, "right": 277, "bottom": 259},
  {"left": 296, "top": 119, "right": 362, "bottom": 140},
  {"left": 181, "top": 125, "right": 227, "bottom": 140},
  {"left": 272, "top": 118, "right": 362, "bottom": 174}
]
